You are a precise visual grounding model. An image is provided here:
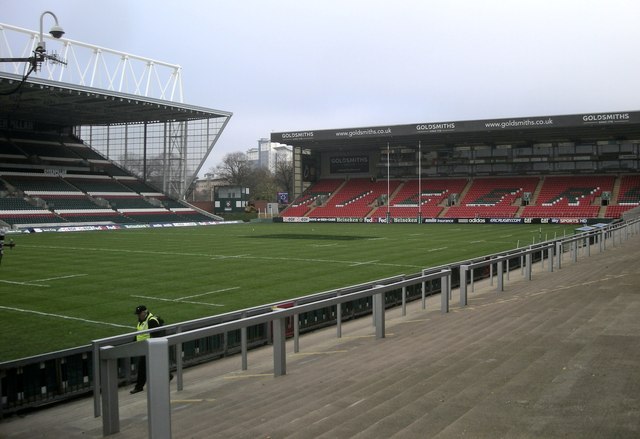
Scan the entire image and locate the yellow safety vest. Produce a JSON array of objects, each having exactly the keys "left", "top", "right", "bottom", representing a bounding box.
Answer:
[{"left": 136, "top": 313, "right": 159, "bottom": 342}]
